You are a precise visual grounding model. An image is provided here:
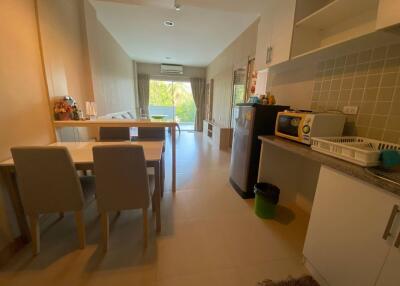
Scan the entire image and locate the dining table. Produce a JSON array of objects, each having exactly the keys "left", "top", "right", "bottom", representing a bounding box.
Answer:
[
  {"left": 0, "top": 140, "right": 165, "bottom": 243},
  {"left": 53, "top": 119, "right": 178, "bottom": 193}
]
